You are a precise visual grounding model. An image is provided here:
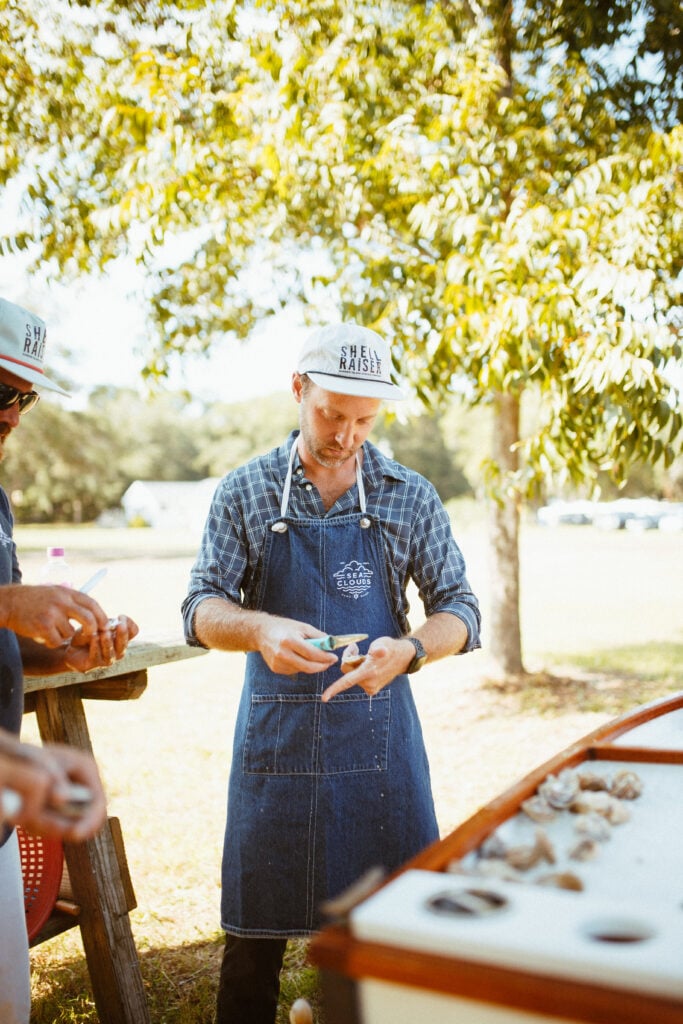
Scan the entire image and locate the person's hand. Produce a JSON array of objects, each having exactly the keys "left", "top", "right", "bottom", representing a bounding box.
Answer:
[
  {"left": 321, "top": 636, "right": 413, "bottom": 702},
  {"left": 257, "top": 616, "right": 338, "bottom": 676},
  {"left": 339, "top": 642, "right": 366, "bottom": 674},
  {"left": 63, "top": 614, "right": 139, "bottom": 673},
  {"left": 1, "top": 583, "right": 111, "bottom": 647},
  {"left": 0, "top": 738, "right": 106, "bottom": 842}
]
